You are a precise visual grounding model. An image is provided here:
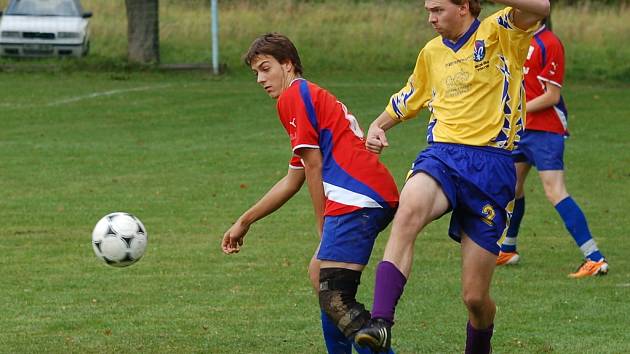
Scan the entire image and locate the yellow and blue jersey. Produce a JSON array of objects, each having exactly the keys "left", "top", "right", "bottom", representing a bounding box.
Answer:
[{"left": 386, "top": 8, "right": 539, "bottom": 151}]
